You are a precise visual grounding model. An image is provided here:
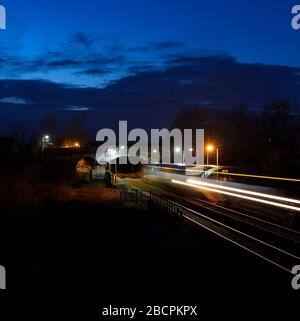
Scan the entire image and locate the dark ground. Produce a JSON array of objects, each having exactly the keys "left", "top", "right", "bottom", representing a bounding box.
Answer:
[
  {"left": 0, "top": 155, "right": 299, "bottom": 318},
  {"left": 1, "top": 200, "right": 299, "bottom": 318}
]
